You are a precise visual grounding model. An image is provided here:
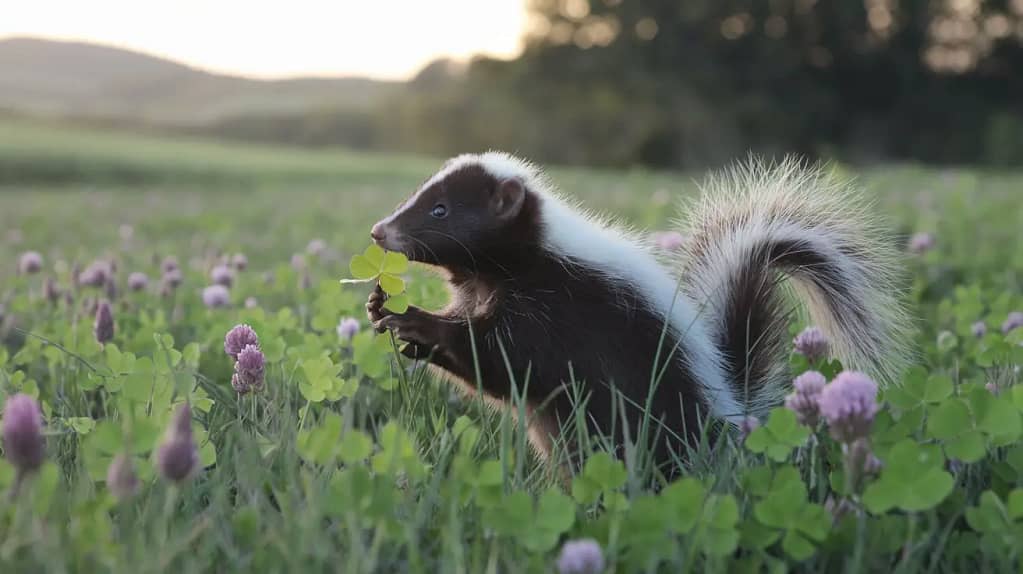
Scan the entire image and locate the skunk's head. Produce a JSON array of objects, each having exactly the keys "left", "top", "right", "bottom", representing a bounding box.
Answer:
[{"left": 370, "top": 154, "right": 540, "bottom": 269}]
